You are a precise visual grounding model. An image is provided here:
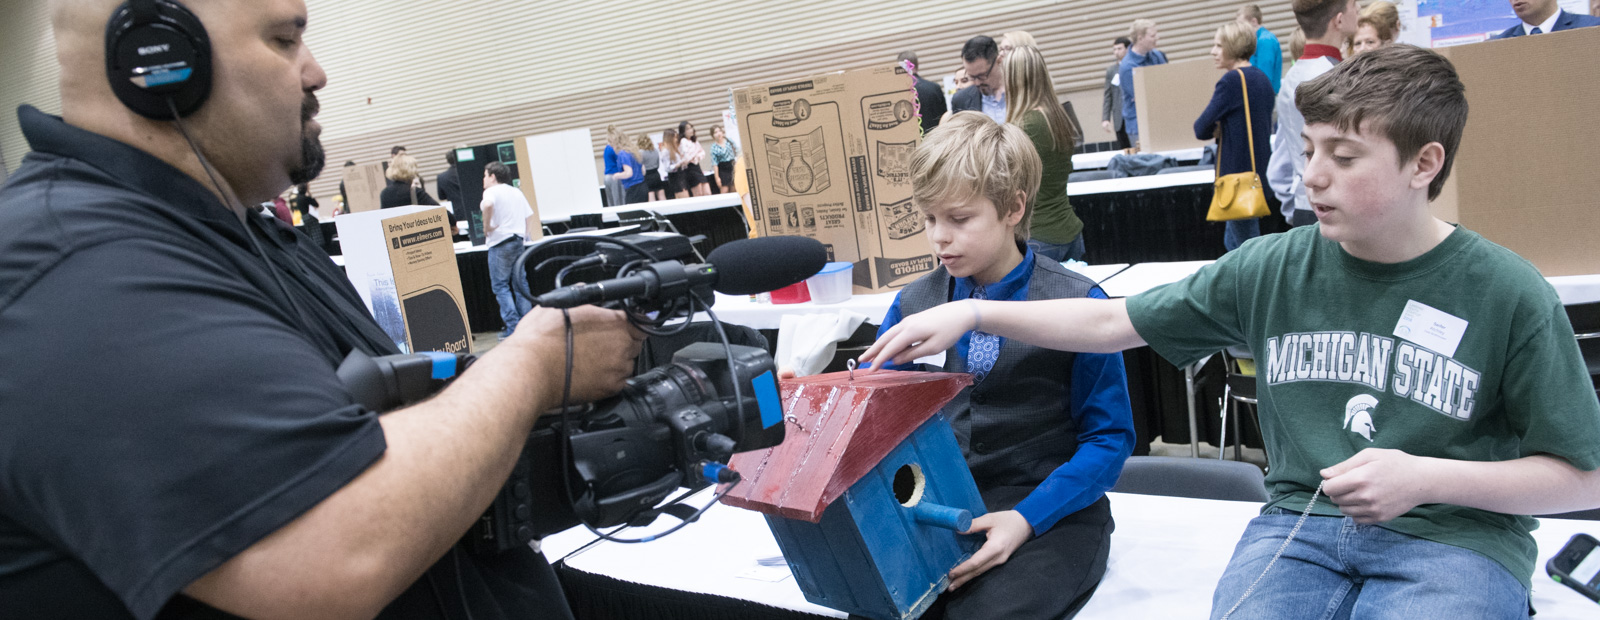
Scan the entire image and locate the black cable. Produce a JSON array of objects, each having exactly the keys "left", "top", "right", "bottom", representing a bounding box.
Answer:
[{"left": 167, "top": 97, "right": 315, "bottom": 338}]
